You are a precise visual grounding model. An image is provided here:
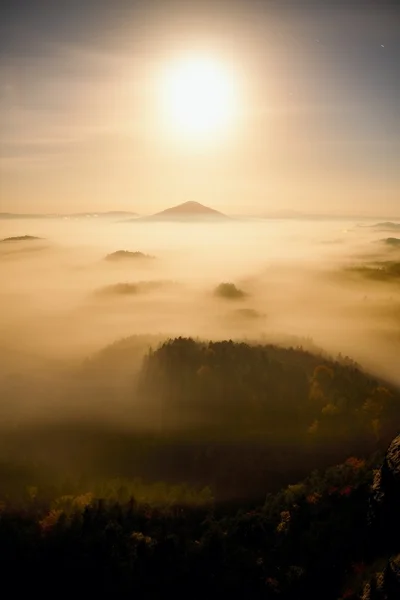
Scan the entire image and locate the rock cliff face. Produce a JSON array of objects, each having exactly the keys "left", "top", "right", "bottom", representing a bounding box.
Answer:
[
  {"left": 370, "top": 435, "right": 400, "bottom": 540},
  {"left": 363, "top": 435, "right": 400, "bottom": 599}
]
